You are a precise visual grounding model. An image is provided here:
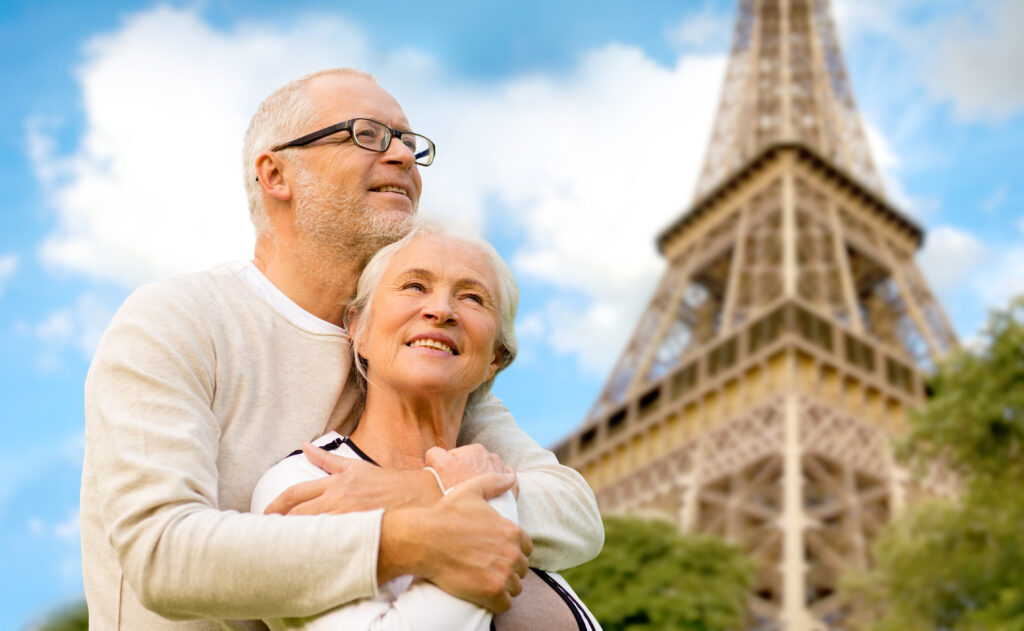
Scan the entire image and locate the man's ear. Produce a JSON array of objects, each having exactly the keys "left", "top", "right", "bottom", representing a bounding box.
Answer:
[{"left": 255, "top": 152, "right": 293, "bottom": 202}]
